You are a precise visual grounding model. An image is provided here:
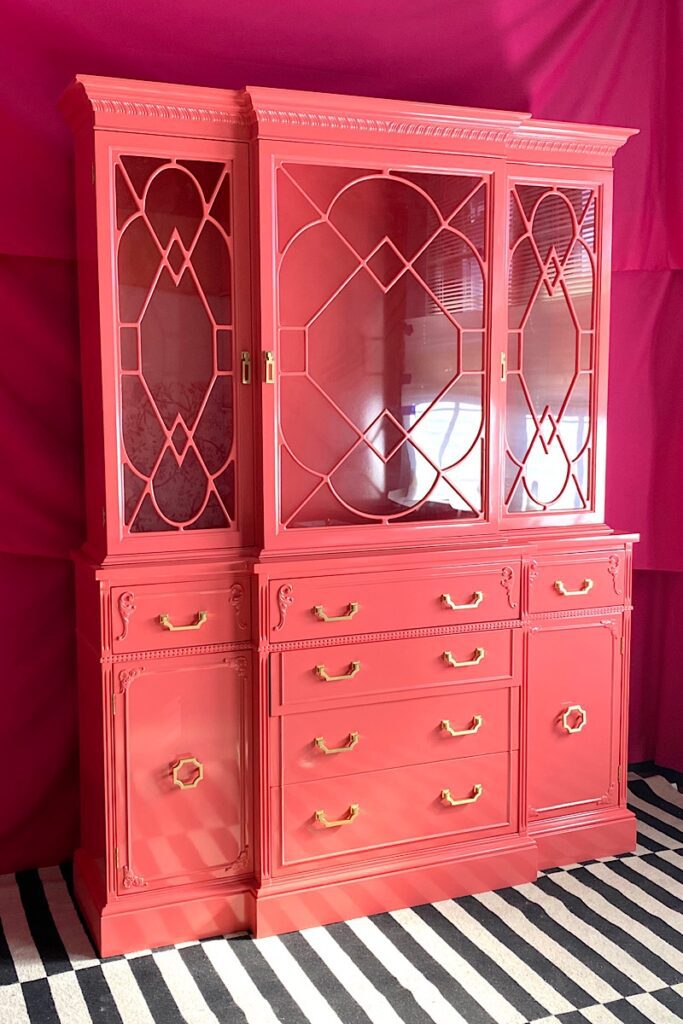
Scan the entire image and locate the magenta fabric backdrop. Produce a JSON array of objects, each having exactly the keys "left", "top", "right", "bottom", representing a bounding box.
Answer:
[{"left": 1, "top": 0, "right": 681, "bottom": 874}]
